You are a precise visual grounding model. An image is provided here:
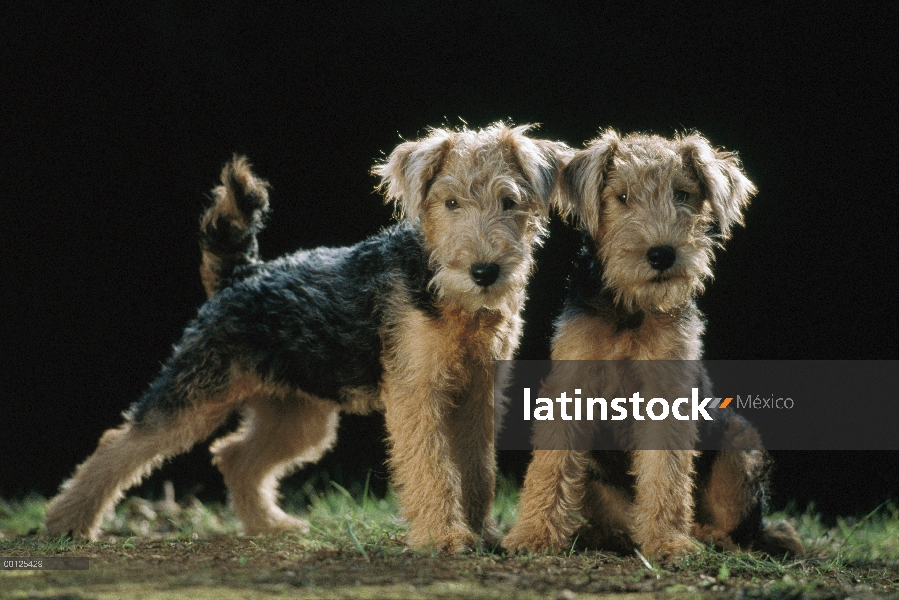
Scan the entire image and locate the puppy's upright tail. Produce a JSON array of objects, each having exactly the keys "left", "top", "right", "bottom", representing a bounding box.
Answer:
[{"left": 199, "top": 156, "right": 271, "bottom": 296}]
